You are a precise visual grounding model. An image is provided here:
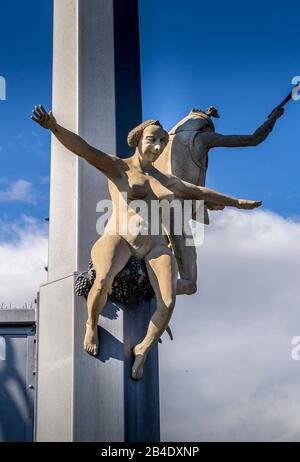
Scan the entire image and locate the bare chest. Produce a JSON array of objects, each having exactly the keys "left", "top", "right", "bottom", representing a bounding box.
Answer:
[{"left": 112, "top": 170, "right": 174, "bottom": 201}]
